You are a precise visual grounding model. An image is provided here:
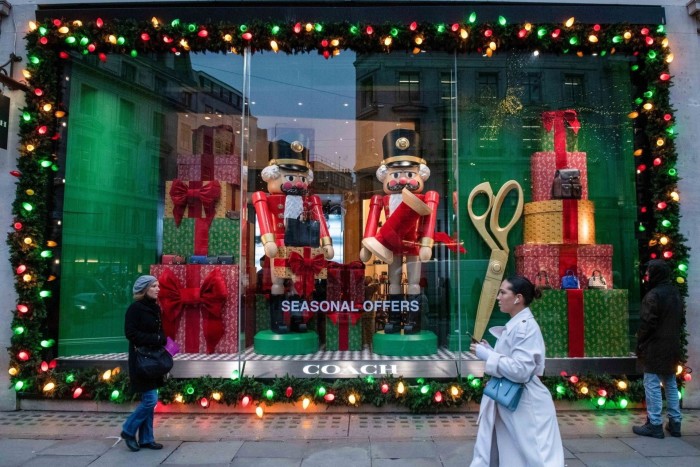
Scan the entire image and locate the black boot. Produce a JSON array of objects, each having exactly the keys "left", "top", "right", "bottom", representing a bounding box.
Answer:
[
  {"left": 404, "top": 294, "right": 426, "bottom": 334},
  {"left": 633, "top": 418, "right": 664, "bottom": 439},
  {"left": 383, "top": 294, "right": 405, "bottom": 334},
  {"left": 665, "top": 418, "right": 681, "bottom": 437},
  {"left": 269, "top": 295, "right": 288, "bottom": 334},
  {"left": 289, "top": 296, "right": 308, "bottom": 333}
]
